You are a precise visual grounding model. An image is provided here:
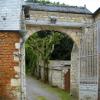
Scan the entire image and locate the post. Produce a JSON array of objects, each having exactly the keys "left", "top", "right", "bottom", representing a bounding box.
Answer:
[
  {"left": 20, "top": 38, "right": 26, "bottom": 100},
  {"left": 97, "top": 21, "right": 100, "bottom": 99}
]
